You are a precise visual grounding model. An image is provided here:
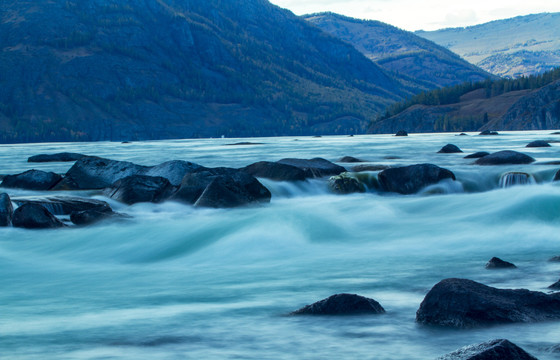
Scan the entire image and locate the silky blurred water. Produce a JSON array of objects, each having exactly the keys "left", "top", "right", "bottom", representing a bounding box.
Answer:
[{"left": 1, "top": 131, "right": 560, "bottom": 359}]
